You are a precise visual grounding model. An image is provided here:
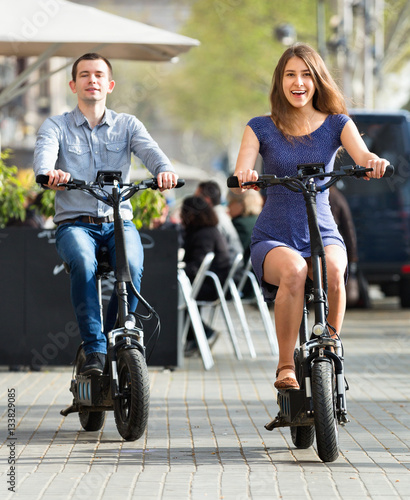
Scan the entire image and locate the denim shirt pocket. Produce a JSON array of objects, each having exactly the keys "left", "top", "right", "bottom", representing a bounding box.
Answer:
[
  {"left": 106, "top": 141, "right": 128, "bottom": 170},
  {"left": 67, "top": 144, "right": 91, "bottom": 172}
]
